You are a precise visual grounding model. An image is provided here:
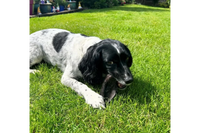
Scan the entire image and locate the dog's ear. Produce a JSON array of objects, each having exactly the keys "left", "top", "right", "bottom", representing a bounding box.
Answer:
[{"left": 78, "top": 43, "right": 103, "bottom": 85}]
